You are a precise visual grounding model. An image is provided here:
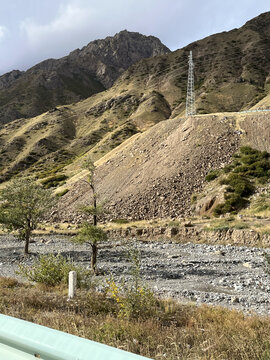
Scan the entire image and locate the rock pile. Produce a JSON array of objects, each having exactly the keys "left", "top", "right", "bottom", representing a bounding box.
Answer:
[{"left": 55, "top": 115, "right": 240, "bottom": 222}]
